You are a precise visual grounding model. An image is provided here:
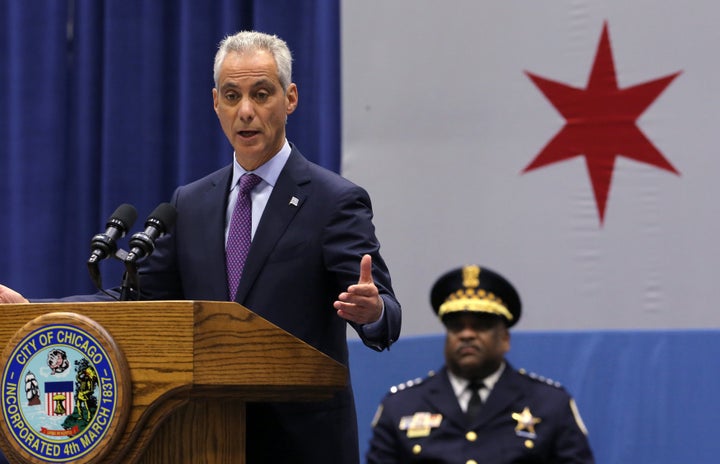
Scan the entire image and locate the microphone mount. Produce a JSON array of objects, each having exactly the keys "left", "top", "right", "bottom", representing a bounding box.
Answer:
[{"left": 86, "top": 203, "right": 176, "bottom": 301}]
